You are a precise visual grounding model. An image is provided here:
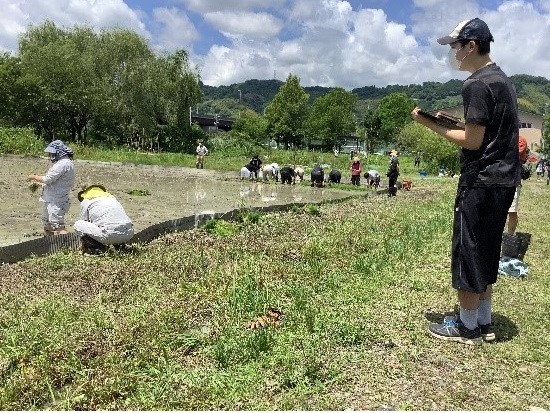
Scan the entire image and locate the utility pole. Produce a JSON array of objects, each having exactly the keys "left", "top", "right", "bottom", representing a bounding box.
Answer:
[{"left": 238, "top": 89, "right": 242, "bottom": 103}]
